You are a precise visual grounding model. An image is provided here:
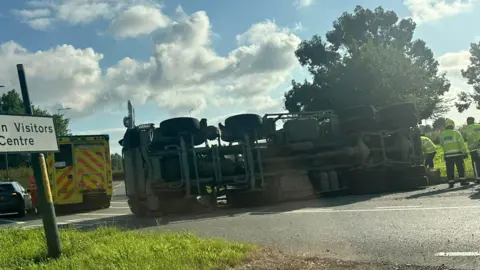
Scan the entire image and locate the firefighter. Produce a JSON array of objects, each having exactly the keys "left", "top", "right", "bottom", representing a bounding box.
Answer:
[
  {"left": 420, "top": 134, "right": 437, "bottom": 169},
  {"left": 439, "top": 119, "right": 468, "bottom": 187},
  {"left": 463, "top": 116, "right": 480, "bottom": 183}
]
